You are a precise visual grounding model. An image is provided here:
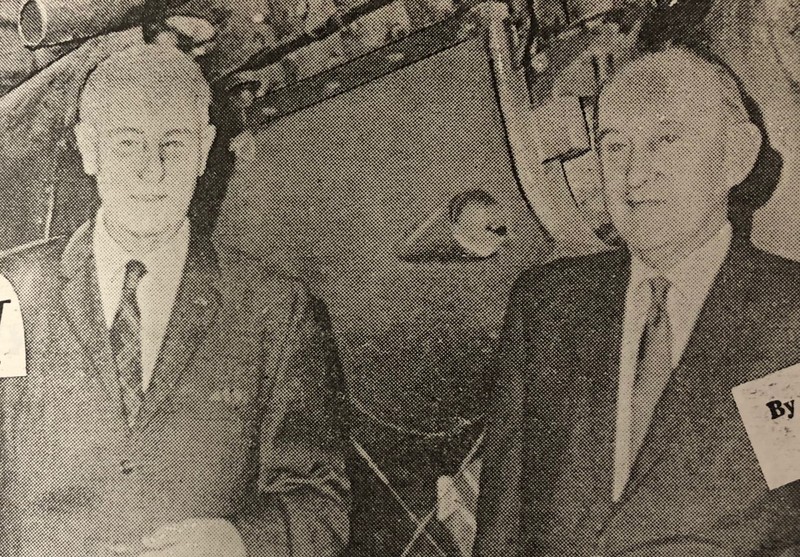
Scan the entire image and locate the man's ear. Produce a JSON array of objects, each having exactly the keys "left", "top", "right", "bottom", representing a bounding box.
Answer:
[
  {"left": 74, "top": 121, "right": 99, "bottom": 176},
  {"left": 724, "top": 120, "right": 762, "bottom": 192},
  {"left": 196, "top": 124, "right": 217, "bottom": 177}
]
